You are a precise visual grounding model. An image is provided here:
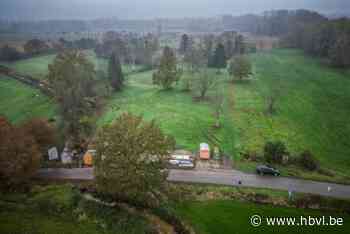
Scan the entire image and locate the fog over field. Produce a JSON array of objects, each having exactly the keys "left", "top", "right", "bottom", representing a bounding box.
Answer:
[{"left": 0, "top": 0, "right": 349, "bottom": 20}]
